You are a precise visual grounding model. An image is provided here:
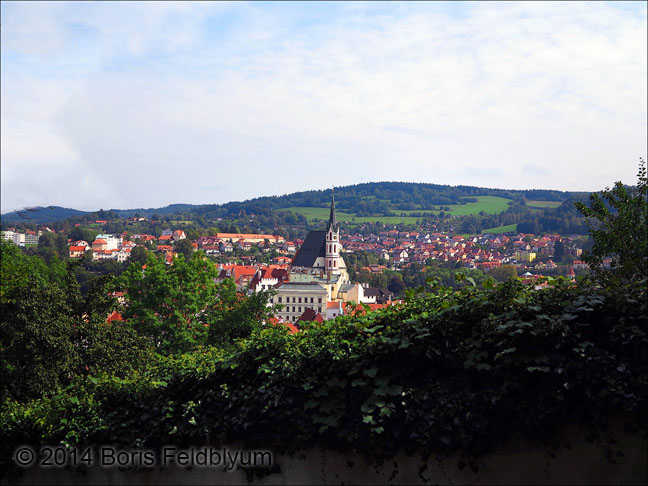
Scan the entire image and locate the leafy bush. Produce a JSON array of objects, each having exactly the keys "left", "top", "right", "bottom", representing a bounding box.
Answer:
[{"left": 3, "top": 277, "right": 646, "bottom": 471}]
